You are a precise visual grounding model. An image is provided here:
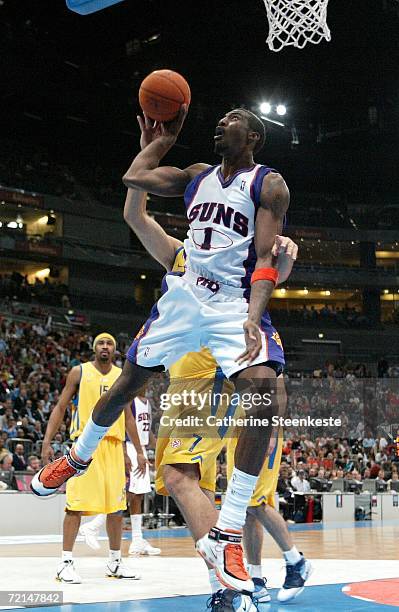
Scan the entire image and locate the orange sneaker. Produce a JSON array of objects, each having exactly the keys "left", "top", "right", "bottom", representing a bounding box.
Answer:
[
  {"left": 31, "top": 450, "right": 90, "bottom": 497},
  {"left": 196, "top": 527, "right": 254, "bottom": 593}
]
